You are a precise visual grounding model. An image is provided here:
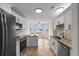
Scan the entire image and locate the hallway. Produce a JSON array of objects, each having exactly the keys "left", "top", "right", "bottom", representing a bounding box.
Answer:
[{"left": 23, "top": 38, "right": 55, "bottom": 56}]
